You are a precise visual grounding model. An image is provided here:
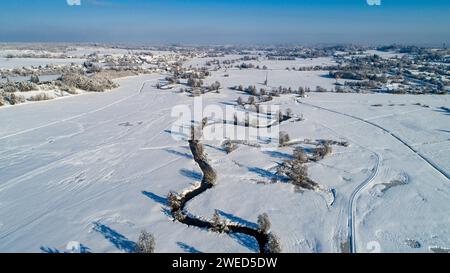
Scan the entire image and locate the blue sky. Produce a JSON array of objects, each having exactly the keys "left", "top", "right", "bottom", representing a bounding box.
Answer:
[{"left": 0, "top": 0, "right": 449, "bottom": 45}]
